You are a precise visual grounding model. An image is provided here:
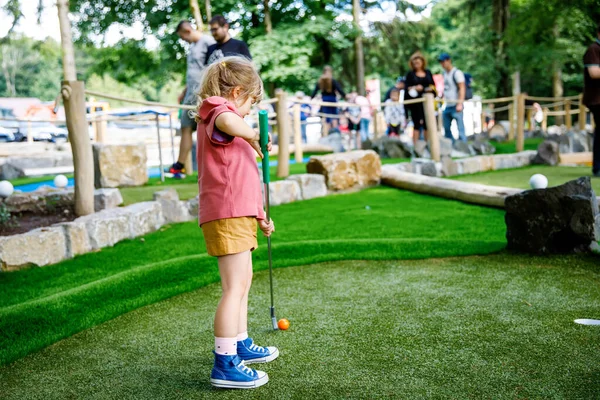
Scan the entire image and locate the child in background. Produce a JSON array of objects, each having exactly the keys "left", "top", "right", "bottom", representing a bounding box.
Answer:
[
  {"left": 384, "top": 88, "right": 405, "bottom": 137},
  {"left": 196, "top": 56, "right": 277, "bottom": 389}
]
